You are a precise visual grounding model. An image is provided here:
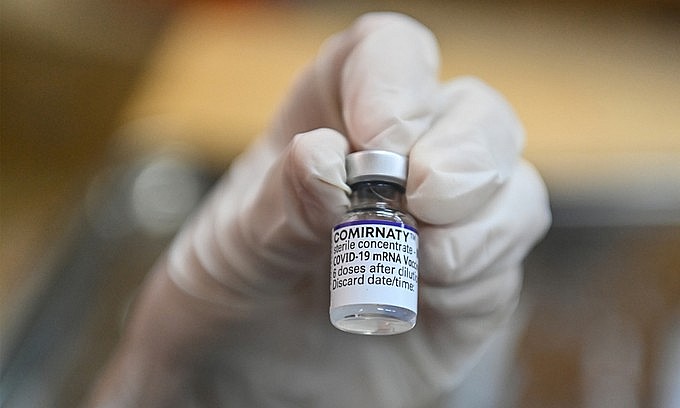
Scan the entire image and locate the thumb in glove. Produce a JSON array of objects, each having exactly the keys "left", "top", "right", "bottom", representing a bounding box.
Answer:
[{"left": 168, "top": 129, "right": 351, "bottom": 315}]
